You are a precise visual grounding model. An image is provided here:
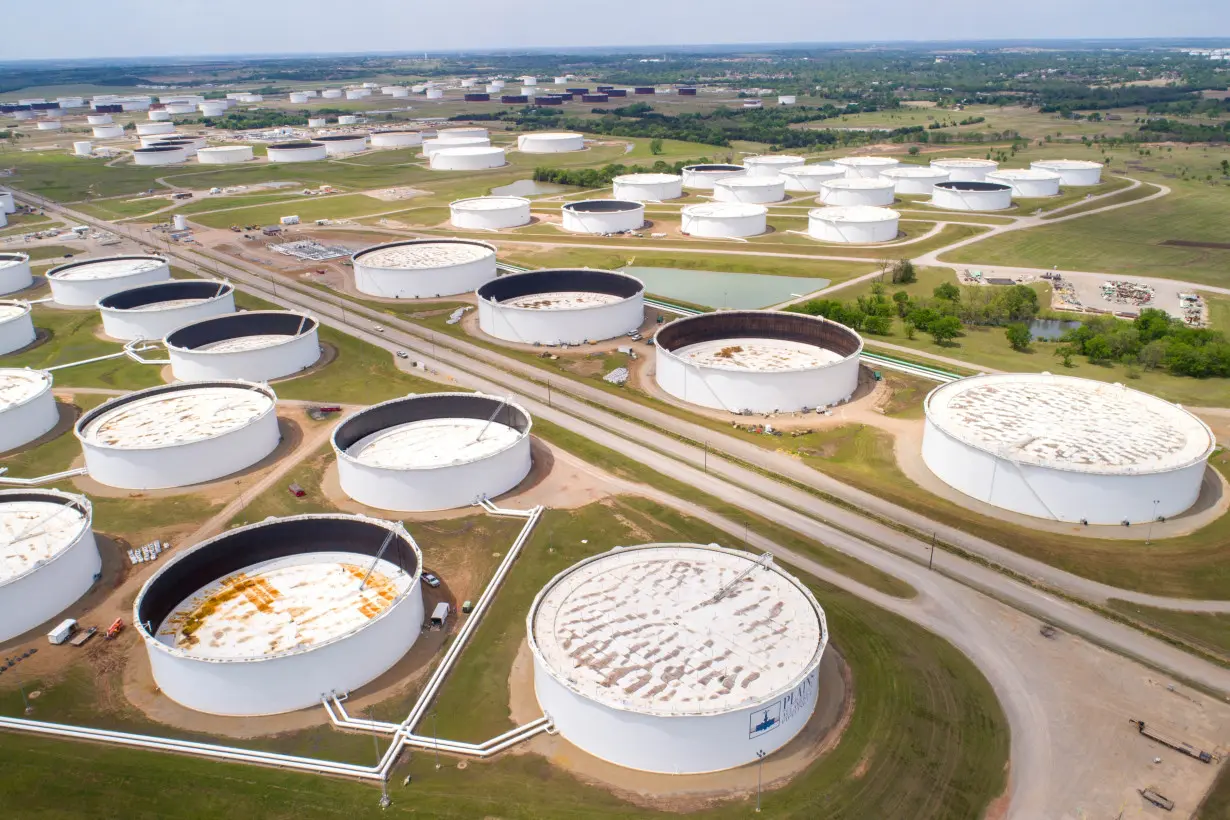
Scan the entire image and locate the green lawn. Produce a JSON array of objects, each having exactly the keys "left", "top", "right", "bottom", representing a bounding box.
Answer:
[
  {"left": 1107, "top": 600, "right": 1230, "bottom": 662},
  {"left": 5, "top": 307, "right": 163, "bottom": 391},
  {"left": 1040, "top": 182, "right": 1160, "bottom": 219},
  {"left": 498, "top": 247, "right": 877, "bottom": 283},
  {"left": 271, "top": 325, "right": 442, "bottom": 404}
]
